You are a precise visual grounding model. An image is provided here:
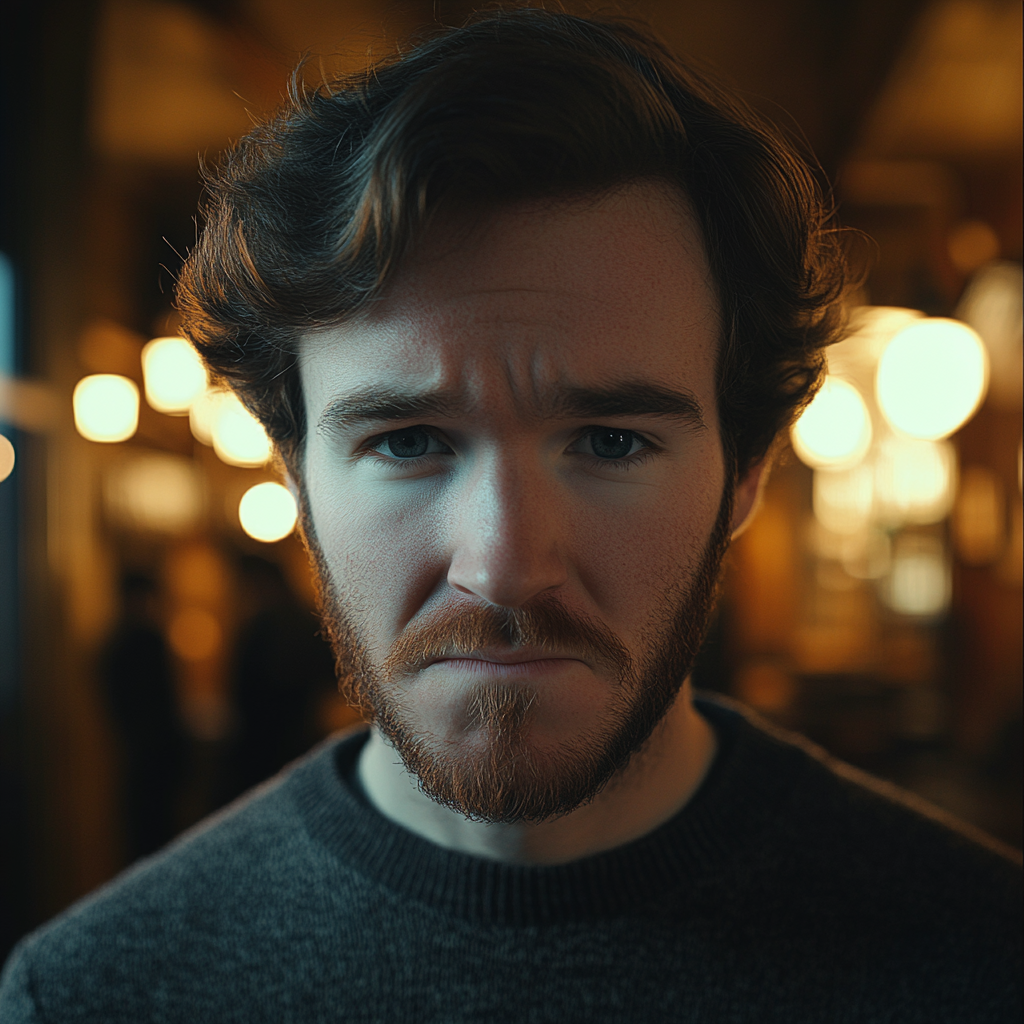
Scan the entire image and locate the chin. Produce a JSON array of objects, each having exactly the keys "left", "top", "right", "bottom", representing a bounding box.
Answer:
[{"left": 384, "top": 682, "right": 649, "bottom": 824}]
